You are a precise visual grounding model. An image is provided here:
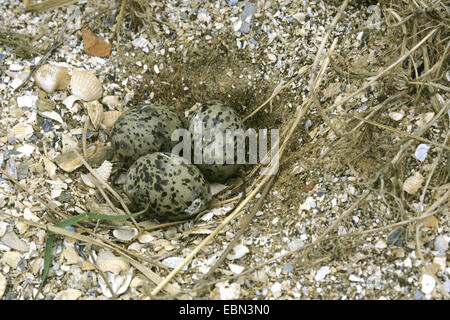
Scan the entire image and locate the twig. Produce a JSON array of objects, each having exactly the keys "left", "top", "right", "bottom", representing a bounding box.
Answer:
[{"left": 74, "top": 150, "right": 141, "bottom": 232}]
